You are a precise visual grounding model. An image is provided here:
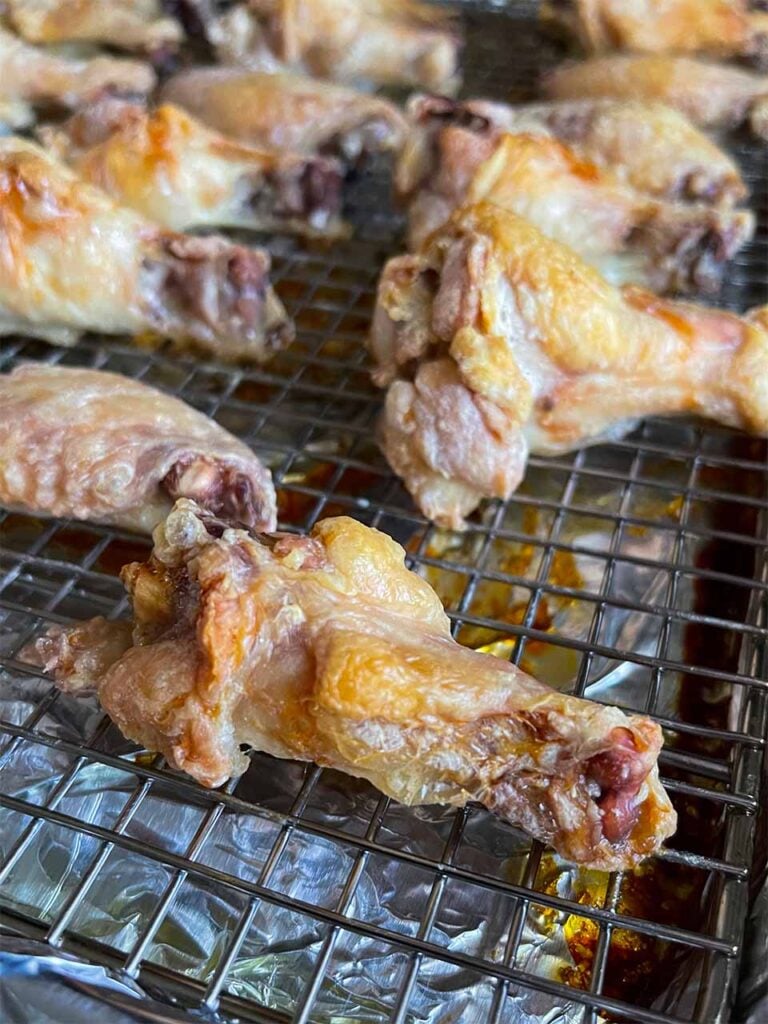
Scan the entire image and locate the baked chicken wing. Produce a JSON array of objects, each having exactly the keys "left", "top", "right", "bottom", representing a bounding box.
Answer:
[
  {"left": 43, "top": 96, "right": 347, "bottom": 238},
  {"left": 398, "top": 94, "right": 746, "bottom": 209},
  {"left": 161, "top": 68, "right": 407, "bottom": 165},
  {"left": 0, "top": 25, "right": 156, "bottom": 132},
  {"left": 0, "top": 365, "right": 276, "bottom": 533},
  {"left": 33, "top": 499, "right": 677, "bottom": 870},
  {"left": 542, "top": 0, "right": 768, "bottom": 67},
  {"left": 206, "top": 0, "right": 460, "bottom": 93},
  {"left": 370, "top": 203, "right": 768, "bottom": 528},
  {"left": 544, "top": 55, "right": 768, "bottom": 140},
  {"left": 0, "top": 137, "right": 292, "bottom": 361},
  {"left": 4, "top": 0, "right": 183, "bottom": 53},
  {"left": 402, "top": 131, "right": 752, "bottom": 294}
]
